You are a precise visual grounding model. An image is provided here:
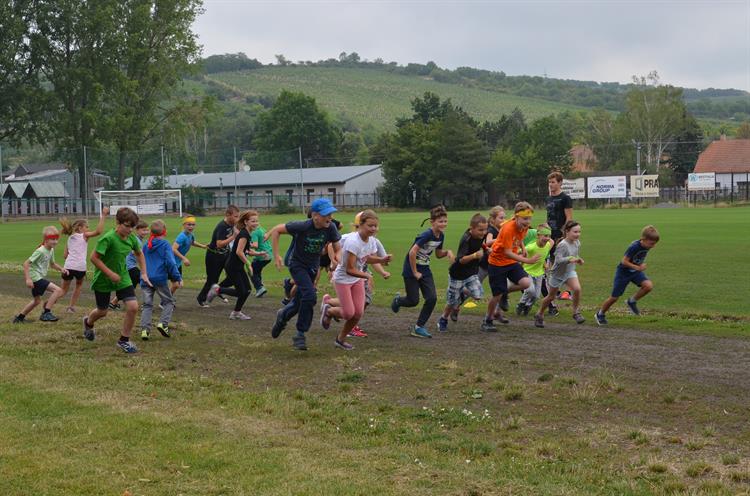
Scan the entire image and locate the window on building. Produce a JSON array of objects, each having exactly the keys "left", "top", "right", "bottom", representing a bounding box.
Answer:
[
  {"left": 245, "top": 190, "right": 253, "bottom": 207},
  {"left": 327, "top": 188, "right": 337, "bottom": 204},
  {"left": 306, "top": 188, "right": 314, "bottom": 203},
  {"left": 286, "top": 189, "right": 294, "bottom": 202}
]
